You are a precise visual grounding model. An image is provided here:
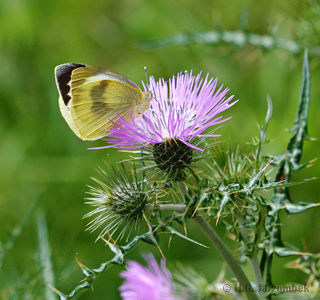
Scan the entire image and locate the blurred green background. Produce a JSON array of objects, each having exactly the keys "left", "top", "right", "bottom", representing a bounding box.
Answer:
[{"left": 1, "top": 0, "right": 319, "bottom": 299}]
